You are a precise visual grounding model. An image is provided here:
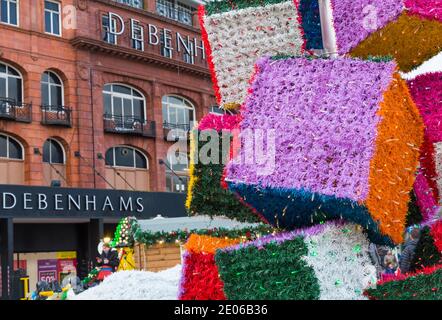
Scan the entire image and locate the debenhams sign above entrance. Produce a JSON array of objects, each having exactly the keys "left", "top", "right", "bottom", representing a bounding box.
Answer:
[
  {"left": 0, "top": 185, "right": 186, "bottom": 218},
  {"left": 105, "top": 11, "right": 206, "bottom": 61}
]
